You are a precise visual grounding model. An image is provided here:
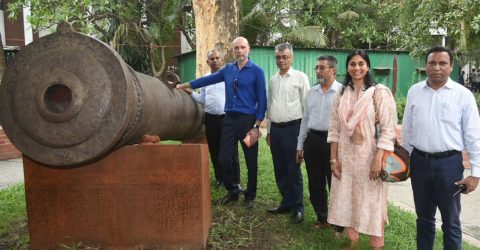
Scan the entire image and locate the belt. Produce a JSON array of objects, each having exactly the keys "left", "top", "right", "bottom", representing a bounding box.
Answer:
[
  {"left": 309, "top": 129, "right": 328, "bottom": 136},
  {"left": 205, "top": 113, "right": 225, "bottom": 118},
  {"left": 413, "top": 148, "right": 461, "bottom": 159},
  {"left": 272, "top": 119, "right": 301, "bottom": 127}
]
